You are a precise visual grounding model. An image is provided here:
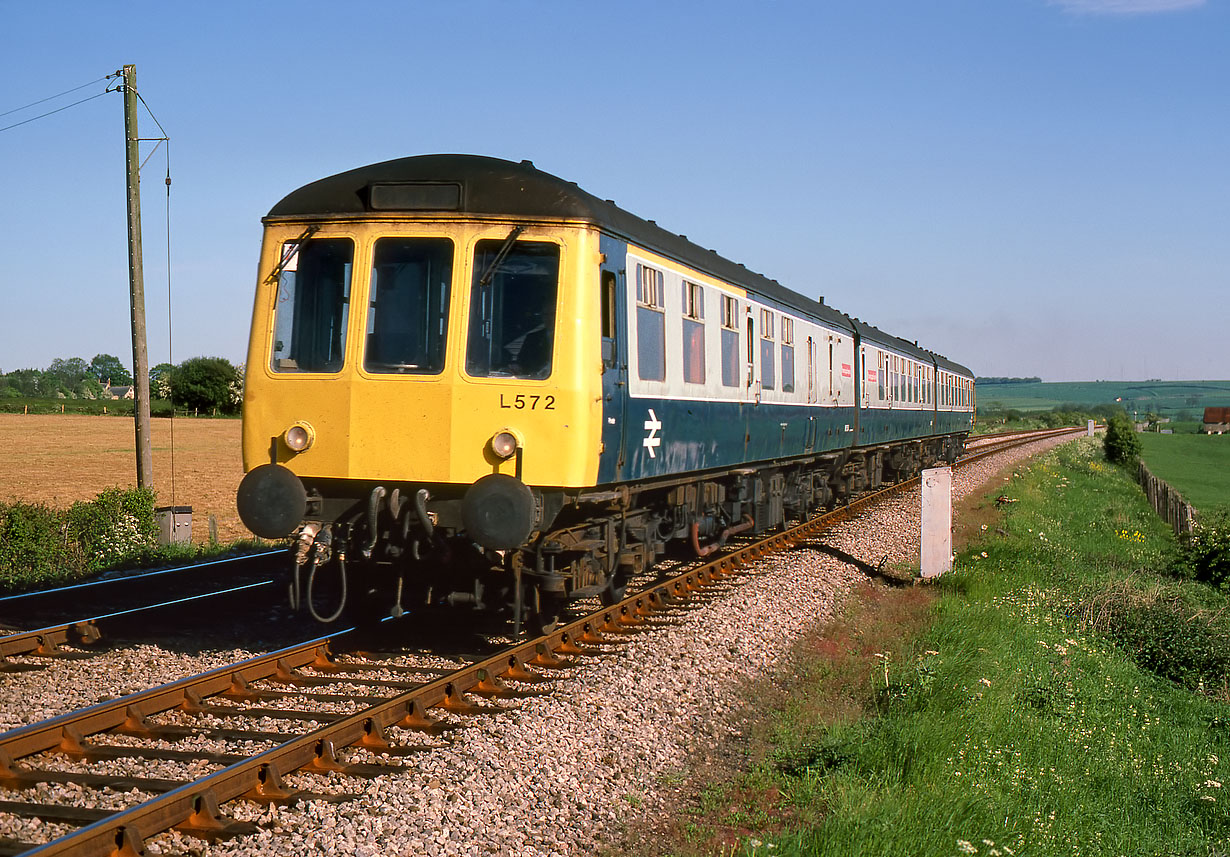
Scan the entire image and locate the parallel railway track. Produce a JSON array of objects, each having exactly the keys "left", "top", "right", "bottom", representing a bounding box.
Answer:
[{"left": 0, "top": 427, "right": 1082, "bottom": 856}]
